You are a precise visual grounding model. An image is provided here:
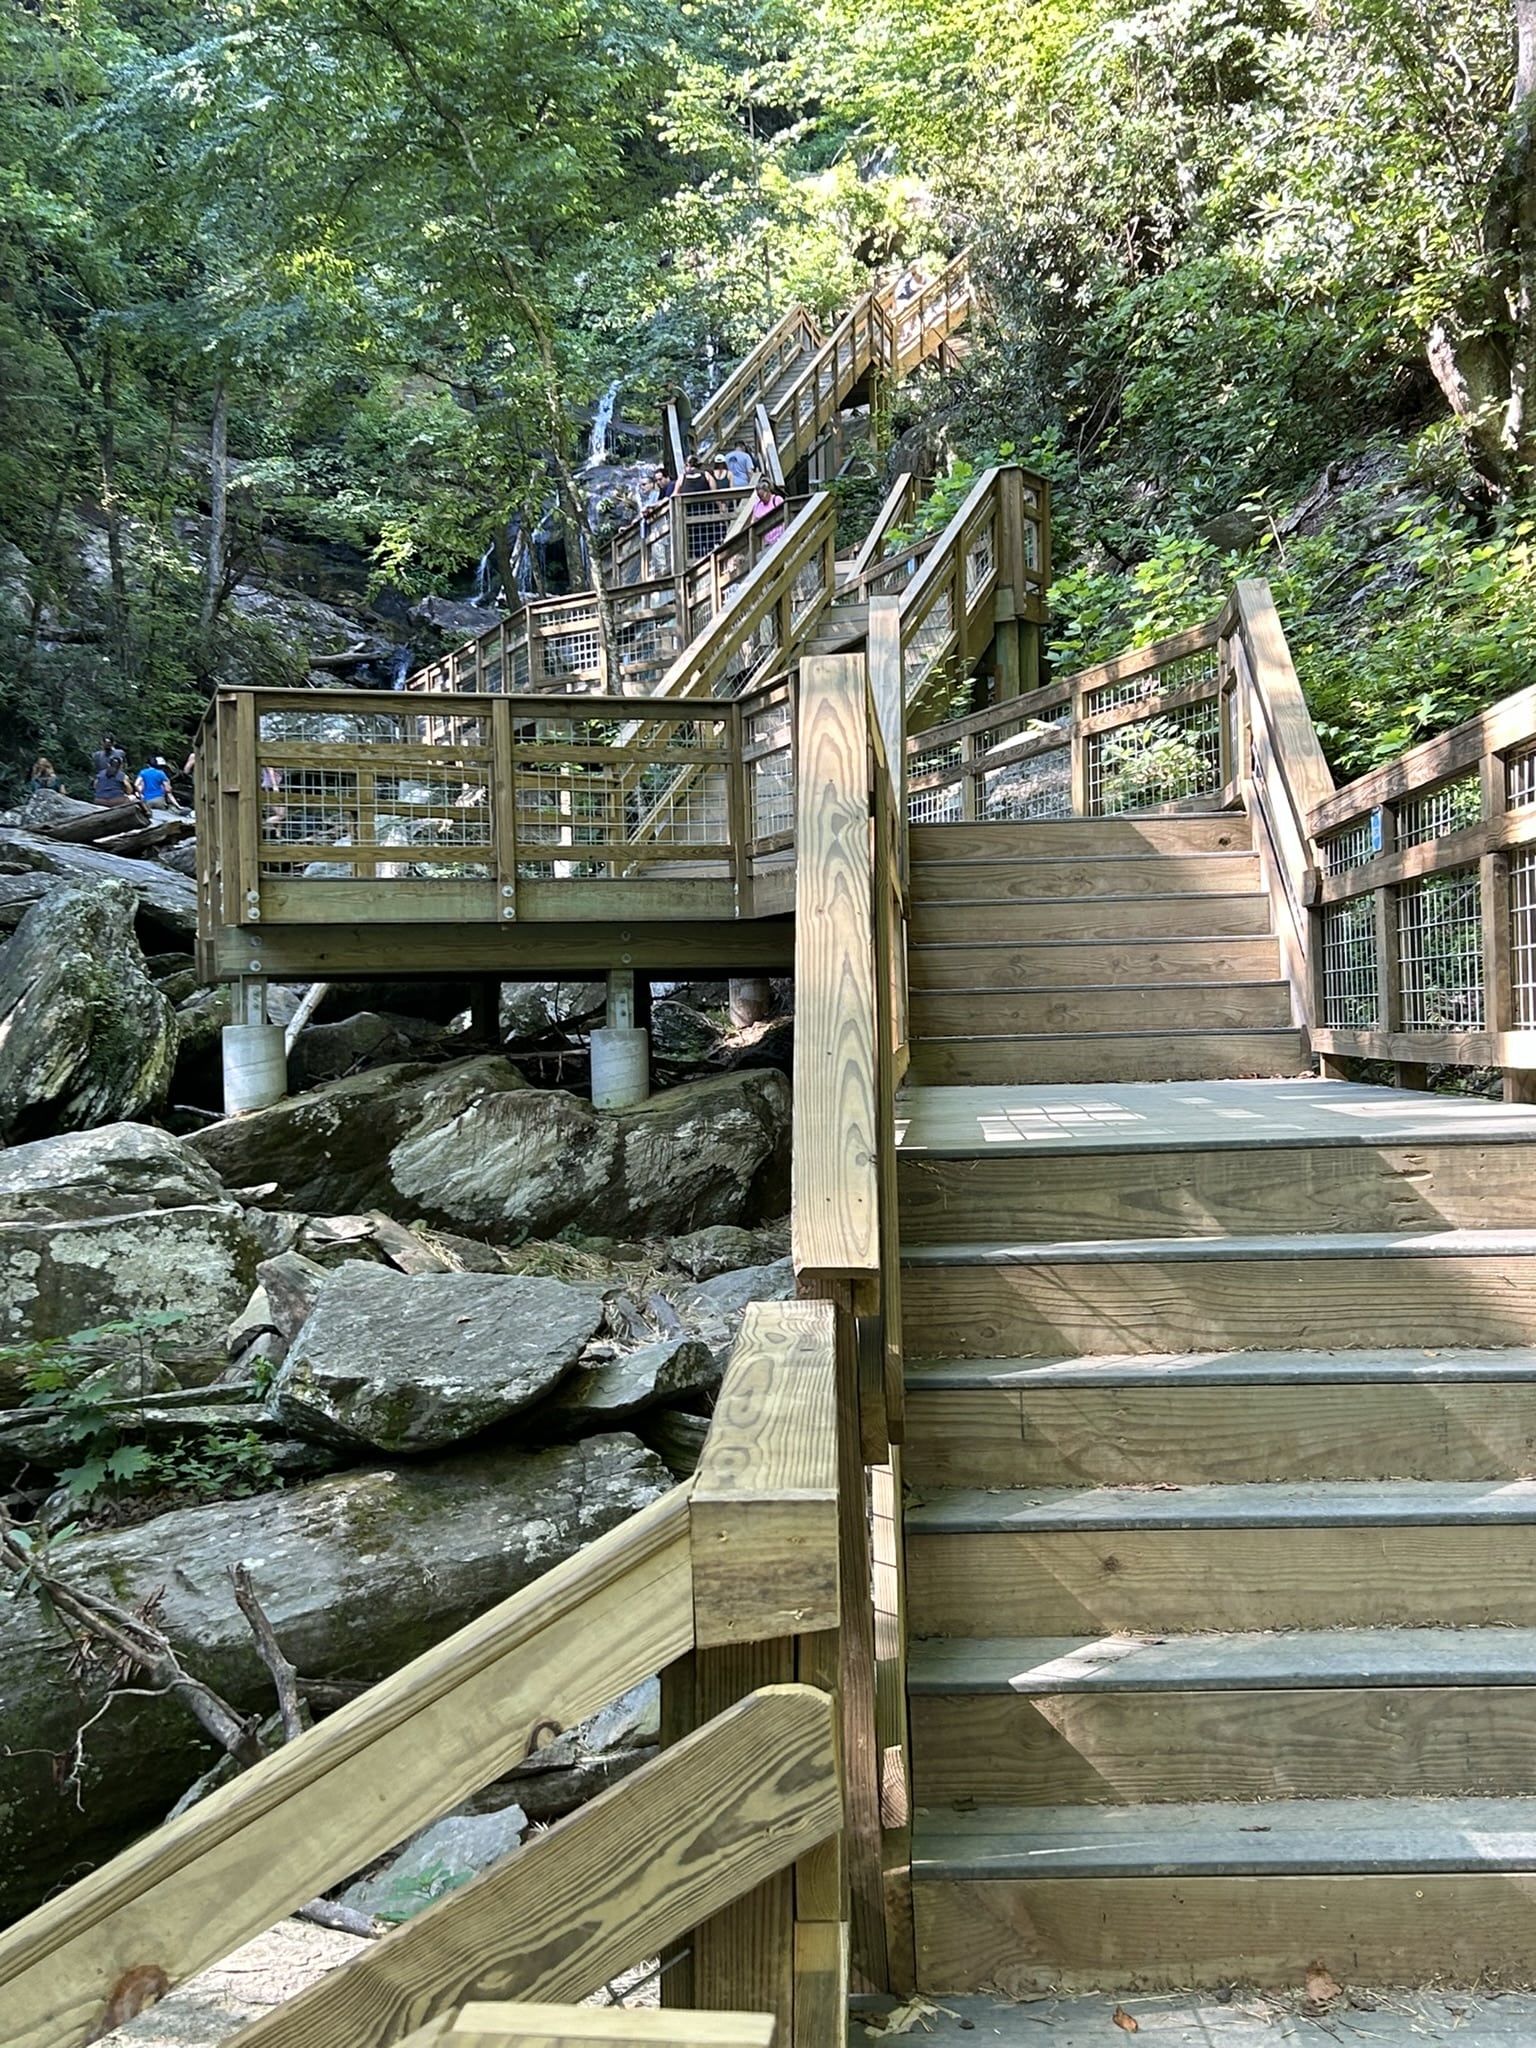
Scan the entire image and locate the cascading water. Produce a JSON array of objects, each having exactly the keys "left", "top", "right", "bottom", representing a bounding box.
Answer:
[
  {"left": 472, "top": 546, "right": 495, "bottom": 605},
  {"left": 390, "top": 644, "right": 411, "bottom": 690},
  {"left": 586, "top": 379, "right": 622, "bottom": 468}
]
